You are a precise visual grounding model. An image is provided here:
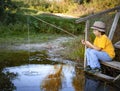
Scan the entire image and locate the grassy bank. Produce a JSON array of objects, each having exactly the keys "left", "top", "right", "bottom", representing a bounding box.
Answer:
[
  {"left": 0, "top": 31, "right": 64, "bottom": 45},
  {"left": 0, "top": 12, "right": 85, "bottom": 45},
  {"left": 0, "top": 13, "right": 85, "bottom": 43}
]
